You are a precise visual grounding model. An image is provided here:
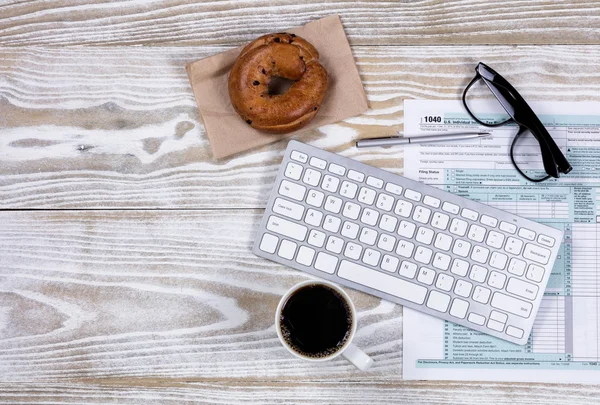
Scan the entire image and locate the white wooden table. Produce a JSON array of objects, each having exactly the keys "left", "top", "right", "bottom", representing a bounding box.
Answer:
[{"left": 2, "top": 1, "right": 600, "bottom": 403}]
